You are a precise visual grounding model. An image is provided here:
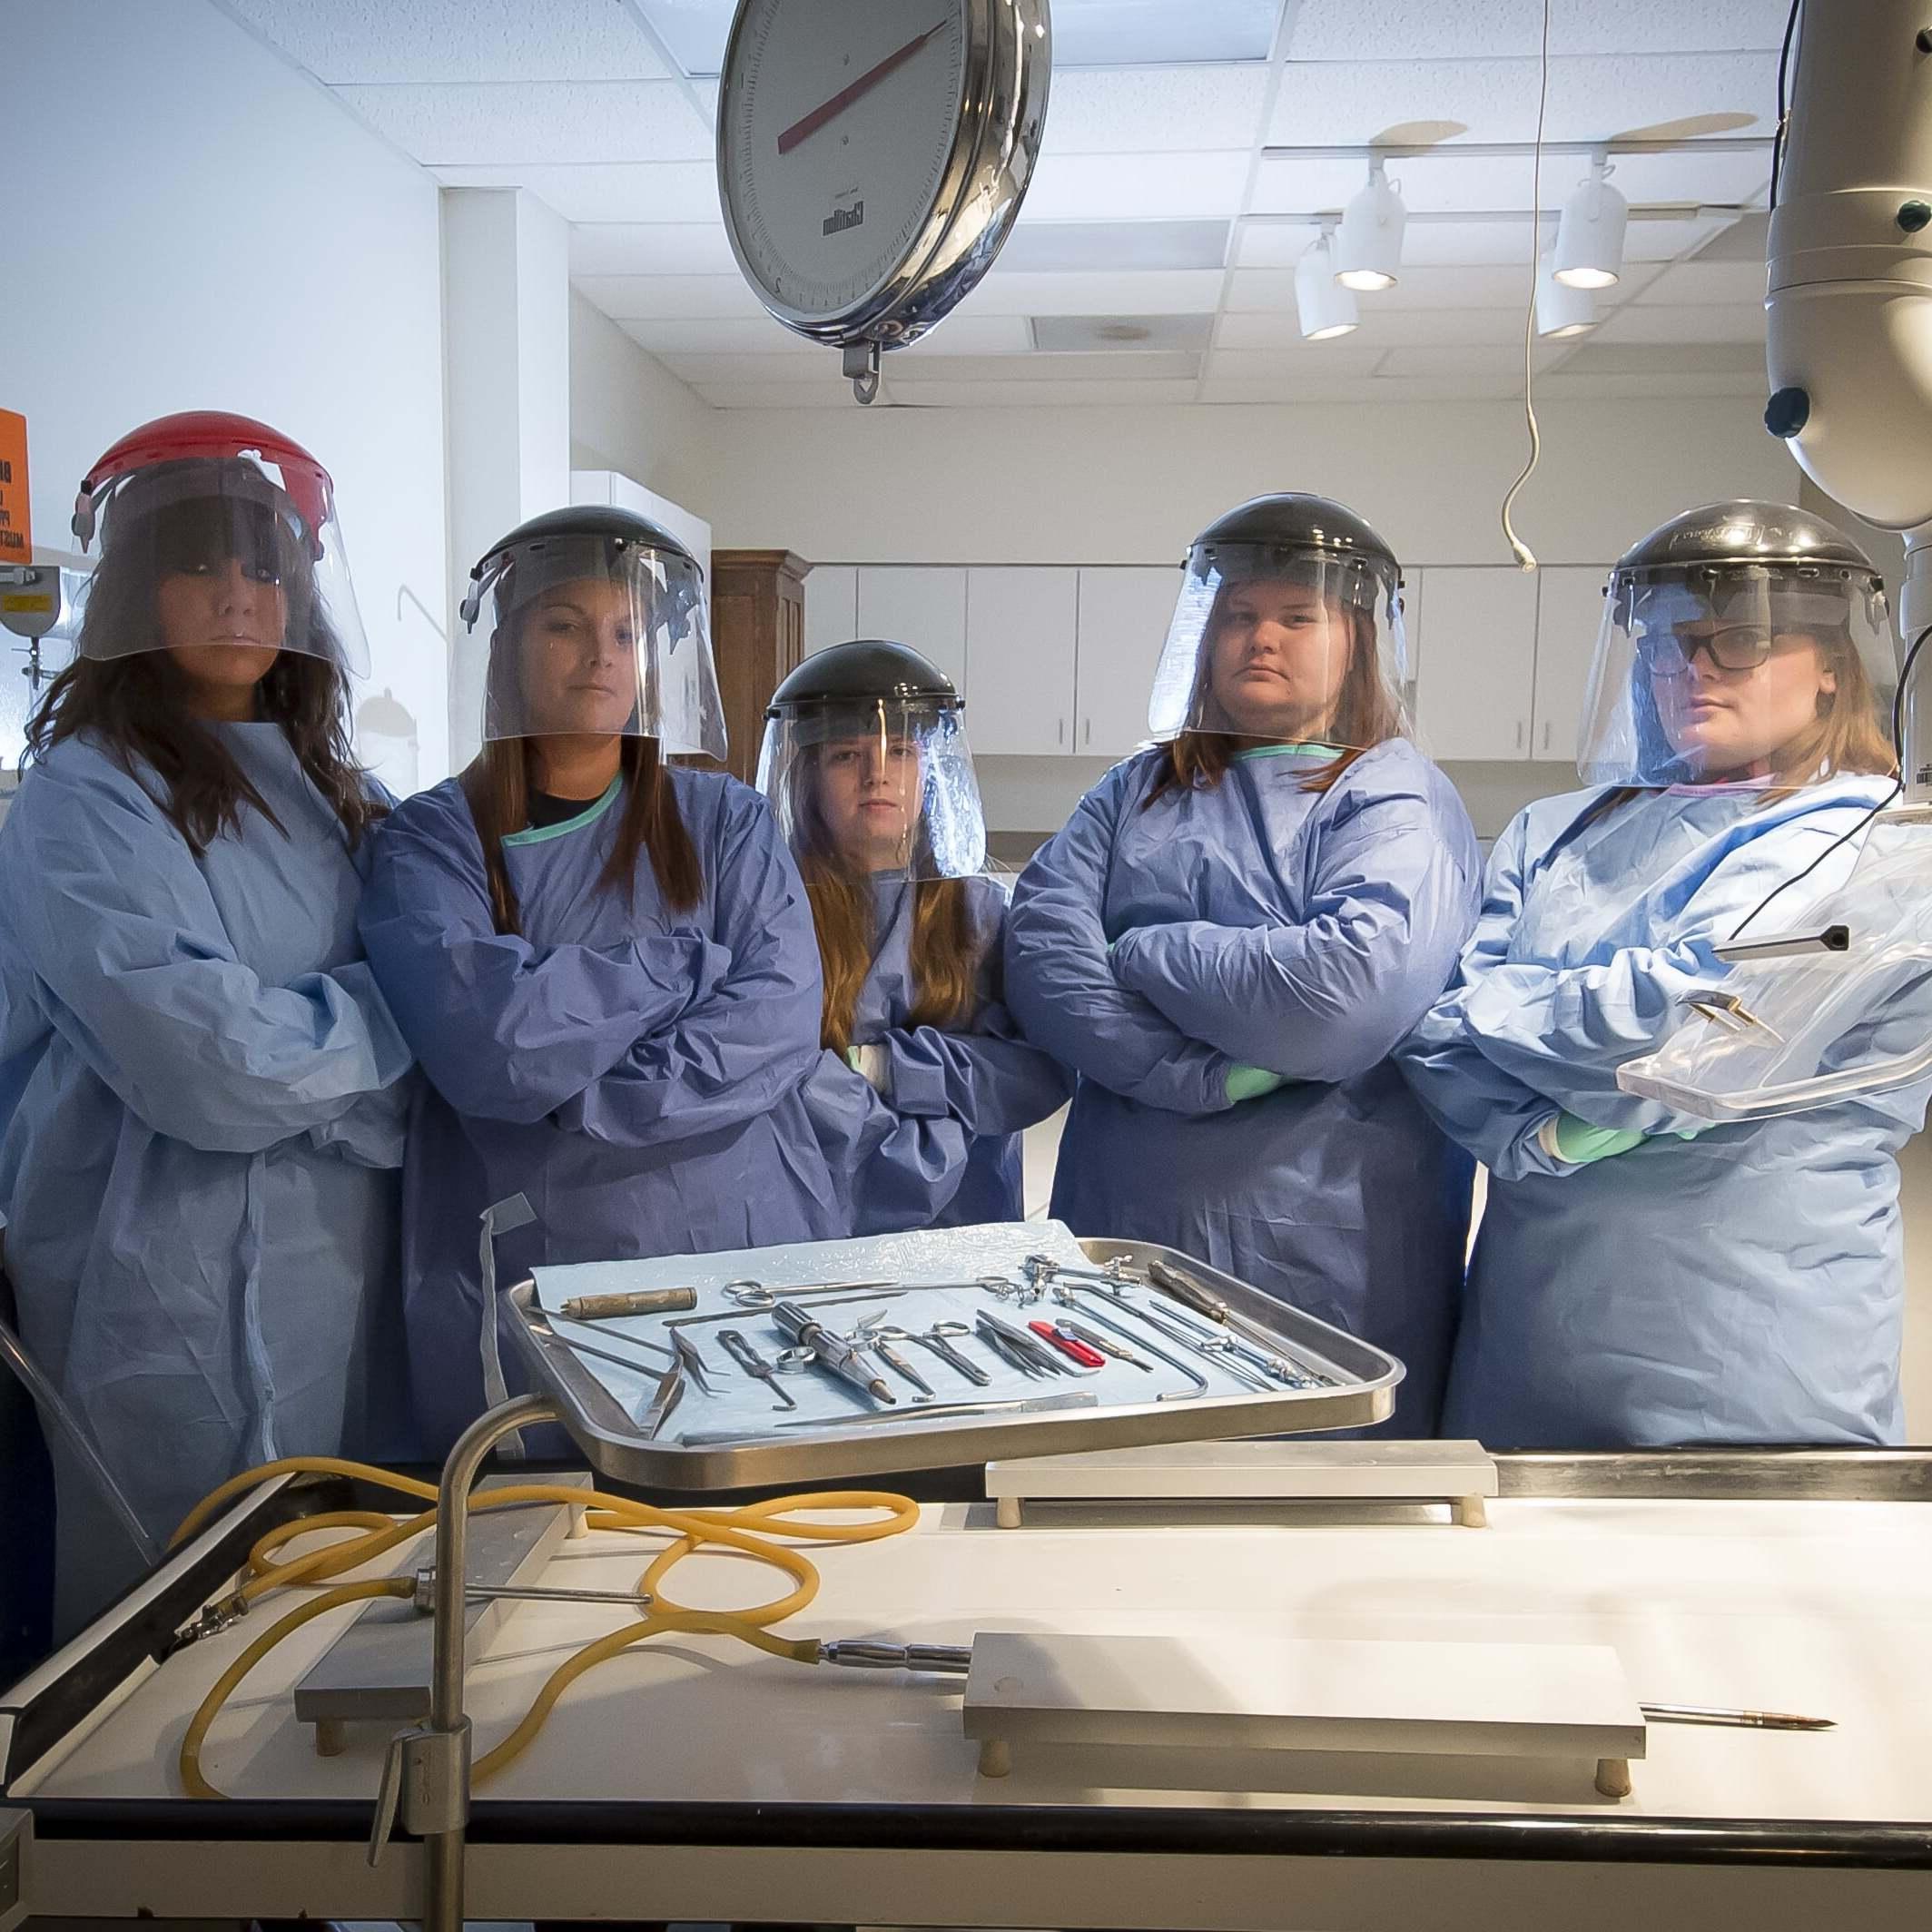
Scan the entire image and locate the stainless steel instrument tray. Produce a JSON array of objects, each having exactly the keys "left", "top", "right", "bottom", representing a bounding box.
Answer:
[{"left": 505, "top": 1237, "right": 1400, "bottom": 1492}]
